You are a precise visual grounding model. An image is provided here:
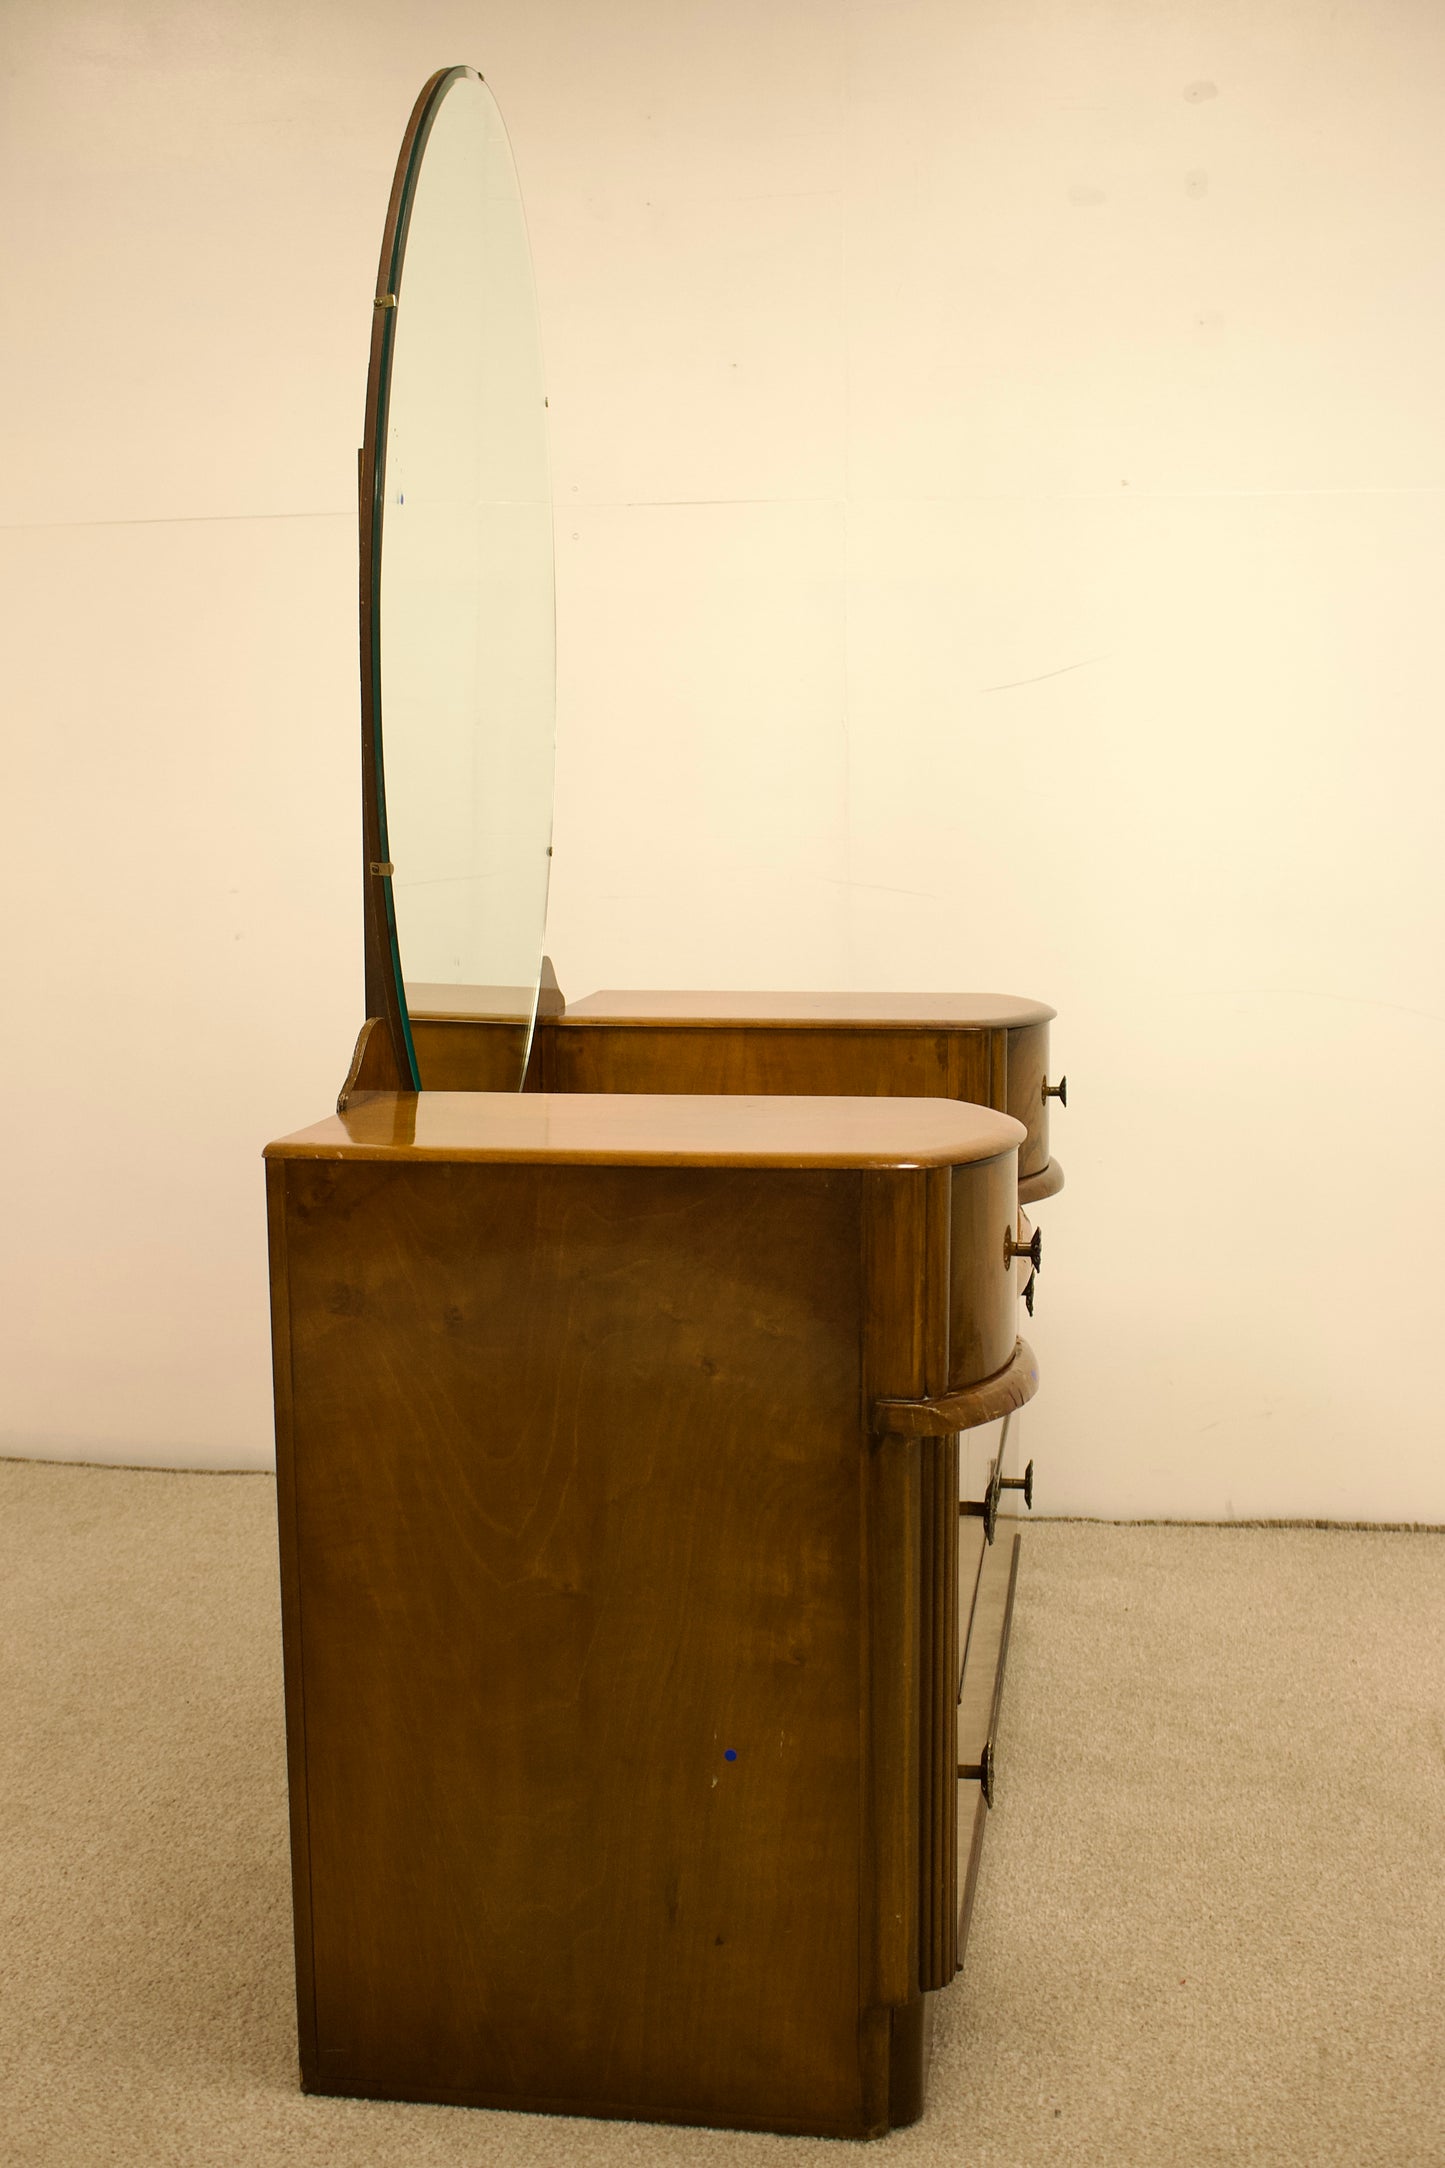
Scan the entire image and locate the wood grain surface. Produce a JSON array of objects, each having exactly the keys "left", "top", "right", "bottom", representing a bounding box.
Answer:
[
  {"left": 857, "top": 1169, "right": 933, "bottom": 2125},
  {"left": 560, "top": 990, "right": 1056, "bottom": 1029},
  {"left": 546, "top": 1022, "right": 987, "bottom": 1104},
  {"left": 949, "top": 1152, "right": 1020, "bottom": 1388},
  {"left": 266, "top": 1090, "right": 1026, "bottom": 1171},
  {"left": 402, "top": 993, "right": 1065, "bottom": 1204},
  {"left": 335, "top": 1017, "right": 405, "bottom": 1113},
  {"left": 274, "top": 1158, "right": 875, "bottom": 2132},
  {"left": 535, "top": 996, "right": 1058, "bottom": 1182},
  {"left": 409, "top": 1020, "right": 532, "bottom": 1093}
]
